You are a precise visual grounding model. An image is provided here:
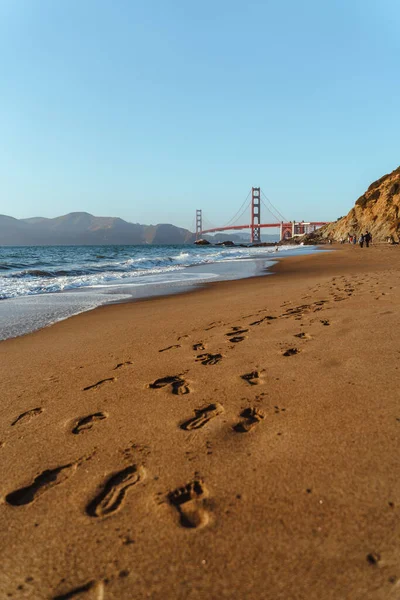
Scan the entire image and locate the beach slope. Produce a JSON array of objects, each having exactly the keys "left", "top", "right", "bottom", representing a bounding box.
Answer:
[{"left": 1, "top": 244, "right": 399, "bottom": 599}]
